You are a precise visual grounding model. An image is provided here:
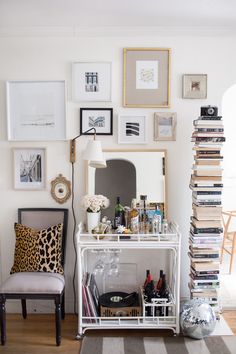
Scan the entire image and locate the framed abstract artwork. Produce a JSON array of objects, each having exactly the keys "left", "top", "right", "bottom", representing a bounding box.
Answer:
[
  {"left": 13, "top": 147, "right": 46, "bottom": 190},
  {"left": 123, "top": 48, "right": 171, "bottom": 108},
  {"left": 118, "top": 115, "right": 147, "bottom": 144},
  {"left": 72, "top": 62, "right": 112, "bottom": 102},
  {"left": 182, "top": 74, "right": 207, "bottom": 99},
  {"left": 80, "top": 108, "right": 113, "bottom": 135},
  {"left": 6, "top": 80, "right": 66, "bottom": 141}
]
